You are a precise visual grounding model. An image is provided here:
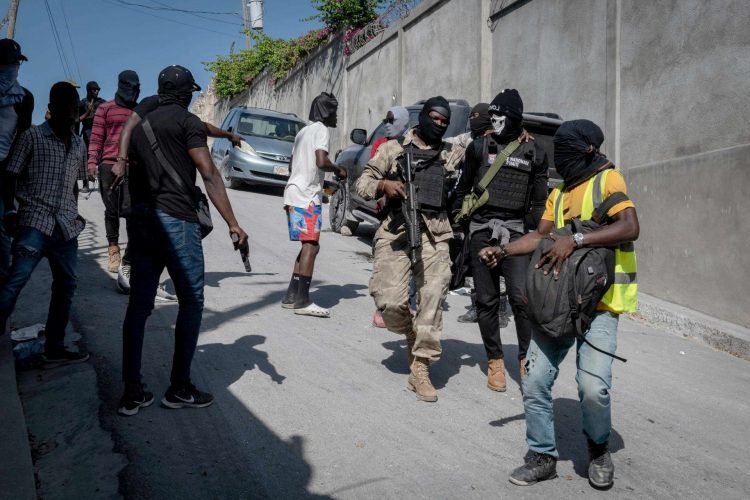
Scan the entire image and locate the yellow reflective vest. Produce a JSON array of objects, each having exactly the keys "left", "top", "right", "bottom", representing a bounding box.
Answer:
[{"left": 551, "top": 169, "right": 638, "bottom": 314}]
